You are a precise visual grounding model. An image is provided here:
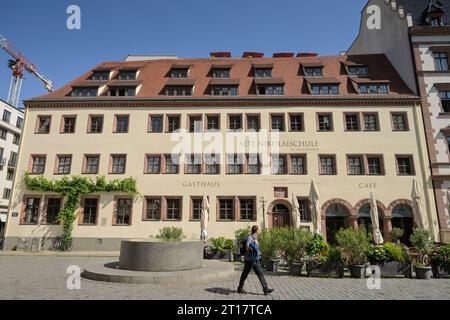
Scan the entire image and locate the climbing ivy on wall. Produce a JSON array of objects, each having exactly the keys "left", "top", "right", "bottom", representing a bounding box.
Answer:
[{"left": 24, "top": 173, "right": 139, "bottom": 251}]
